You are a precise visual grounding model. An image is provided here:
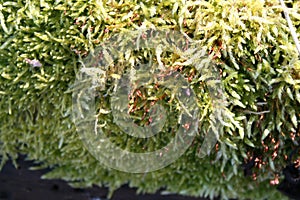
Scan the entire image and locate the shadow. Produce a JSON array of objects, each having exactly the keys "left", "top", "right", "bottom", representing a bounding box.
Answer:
[{"left": 0, "top": 156, "right": 213, "bottom": 200}]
